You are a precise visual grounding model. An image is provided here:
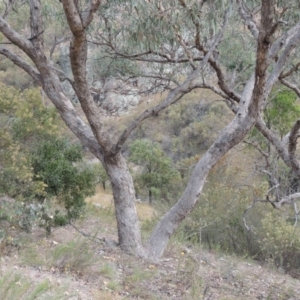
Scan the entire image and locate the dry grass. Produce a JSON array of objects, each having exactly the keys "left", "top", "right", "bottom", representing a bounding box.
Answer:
[
  {"left": 86, "top": 185, "right": 156, "bottom": 221},
  {"left": 1, "top": 203, "right": 300, "bottom": 299}
]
